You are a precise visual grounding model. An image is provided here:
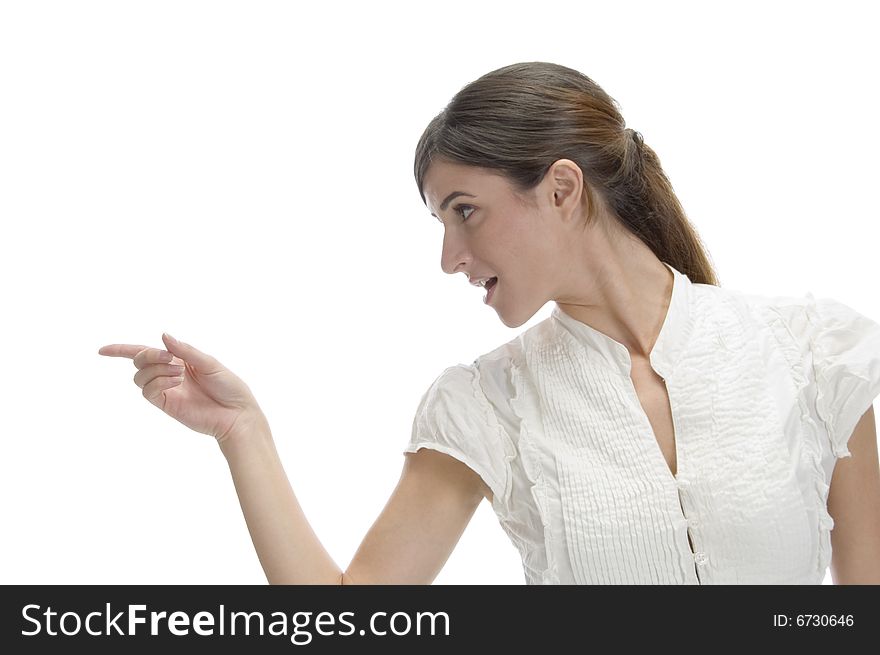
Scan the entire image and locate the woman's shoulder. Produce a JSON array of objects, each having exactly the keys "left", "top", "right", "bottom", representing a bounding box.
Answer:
[
  {"left": 691, "top": 280, "right": 832, "bottom": 333},
  {"left": 417, "top": 313, "right": 556, "bottom": 407},
  {"left": 687, "top": 278, "right": 805, "bottom": 316},
  {"left": 470, "top": 311, "right": 562, "bottom": 373},
  {"left": 709, "top": 285, "right": 880, "bottom": 379},
  {"left": 714, "top": 285, "right": 876, "bottom": 343}
]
